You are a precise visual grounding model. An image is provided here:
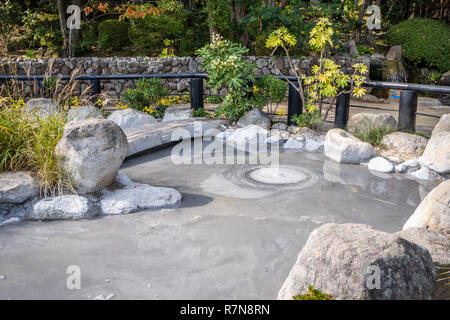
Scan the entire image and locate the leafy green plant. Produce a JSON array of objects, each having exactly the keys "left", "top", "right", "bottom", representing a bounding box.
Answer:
[
  {"left": 0, "top": 0, "right": 23, "bottom": 52},
  {"left": 196, "top": 33, "right": 256, "bottom": 121},
  {"left": 253, "top": 75, "right": 288, "bottom": 119},
  {"left": 293, "top": 285, "right": 333, "bottom": 300},
  {"left": 122, "top": 78, "right": 168, "bottom": 113},
  {"left": 205, "top": 95, "right": 223, "bottom": 104},
  {"left": 0, "top": 99, "right": 72, "bottom": 196},
  {"left": 386, "top": 19, "right": 450, "bottom": 72},
  {"left": 291, "top": 110, "right": 322, "bottom": 129},
  {"left": 357, "top": 45, "right": 374, "bottom": 56},
  {"left": 129, "top": 1, "right": 186, "bottom": 55},
  {"left": 25, "top": 50, "right": 37, "bottom": 59},
  {"left": 98, "top": 20, "right": 130, "bottom": 51},
  {"left": 352, "top": 125, "right": 396, "bottom": 148},
  {"left": 192, "top": 108, "right": 209, "bottom": 118}
]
